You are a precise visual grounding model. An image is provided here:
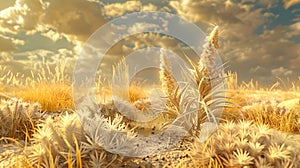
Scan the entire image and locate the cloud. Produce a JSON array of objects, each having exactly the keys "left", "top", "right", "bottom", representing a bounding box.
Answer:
[
  {"left": 170, "top": 0, "right": 258, "bottom": 24},
  {"left": 0, "top": 0, "right": 298, "bottom": 85},
  {"left": 249, "top": 65, "right": 266, "bottom": 74},
  {"left": 40, "top": 28, "right": 64, "bottom": 42},
  {"left": 141, "top": 3, "right": 158, "bottom": 11},
  {"left": 127, "top": 23, "right": 160, "bottom": 34},
  {"left": 43, "top": 0, "right": 107, "bottom": 41},
  {"left": 257, "top": 0, "right": 280, "bottom": 9},
  {"left": 291, "top": 22, "right": 300, "bottom": 30},
  {"left": 102, "top": 1, "right": 163, "bottom": 18},
  {"left": 0, "top": 52, "right": 13, "bottom": 62},
  {"left": 290, "top": 48, "right": 300, "bottom": 69},
  {"left": 0, "top": 0, "right": 45, "bottom": 34},
  {"left": 0, "top": 1, "right": 14, "bottom": 11},
  {"left": 0, "top": 35, "right": 17, "bottom": 52},
  {"left": 102, "top": 1, "right": 142, "bottom": 17},
  {"left": 0, "top": 0, "right": 108, "bottom": 42},
  {"left": 271, "top": 67, "right": 293, "bottom": 76},
  {"left": 170, "top": 0, "right": 299, "bottom": 84},
  {"left": 283, "top": 0, "right": 300, "bottom": 9}
]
